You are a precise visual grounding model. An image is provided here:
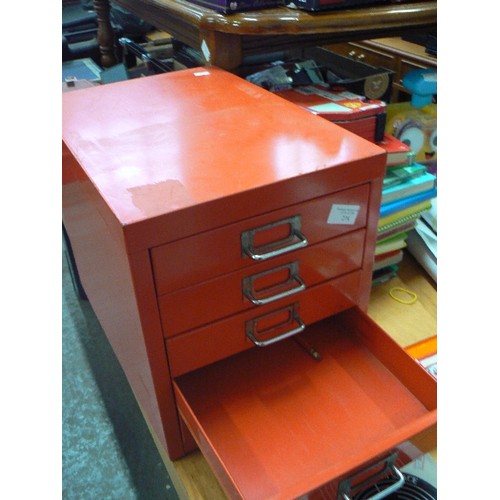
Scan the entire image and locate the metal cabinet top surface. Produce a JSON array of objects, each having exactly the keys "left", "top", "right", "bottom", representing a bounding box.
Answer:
[{"left": 62, "top": 67, "right": 385, "bottom": 229}]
